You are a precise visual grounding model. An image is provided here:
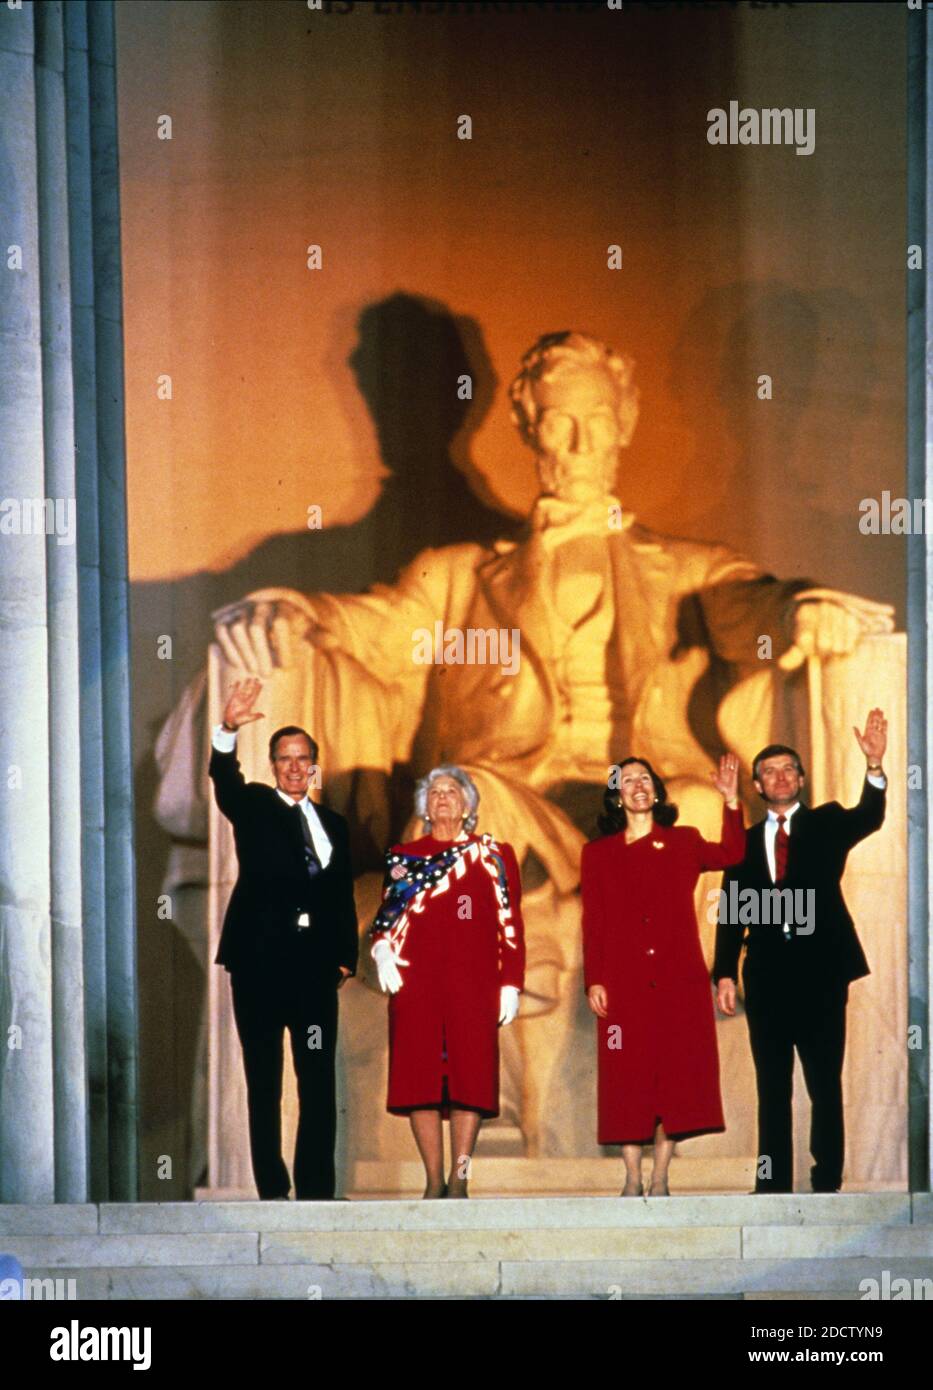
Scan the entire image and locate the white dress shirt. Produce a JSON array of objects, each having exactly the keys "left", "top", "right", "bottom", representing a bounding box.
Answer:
[
  {"left": 763, "top": 773, "right": 886, "bottom": 882},
  {"left": 212, "top": 725, "right": 332, "bottom": 867}
]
